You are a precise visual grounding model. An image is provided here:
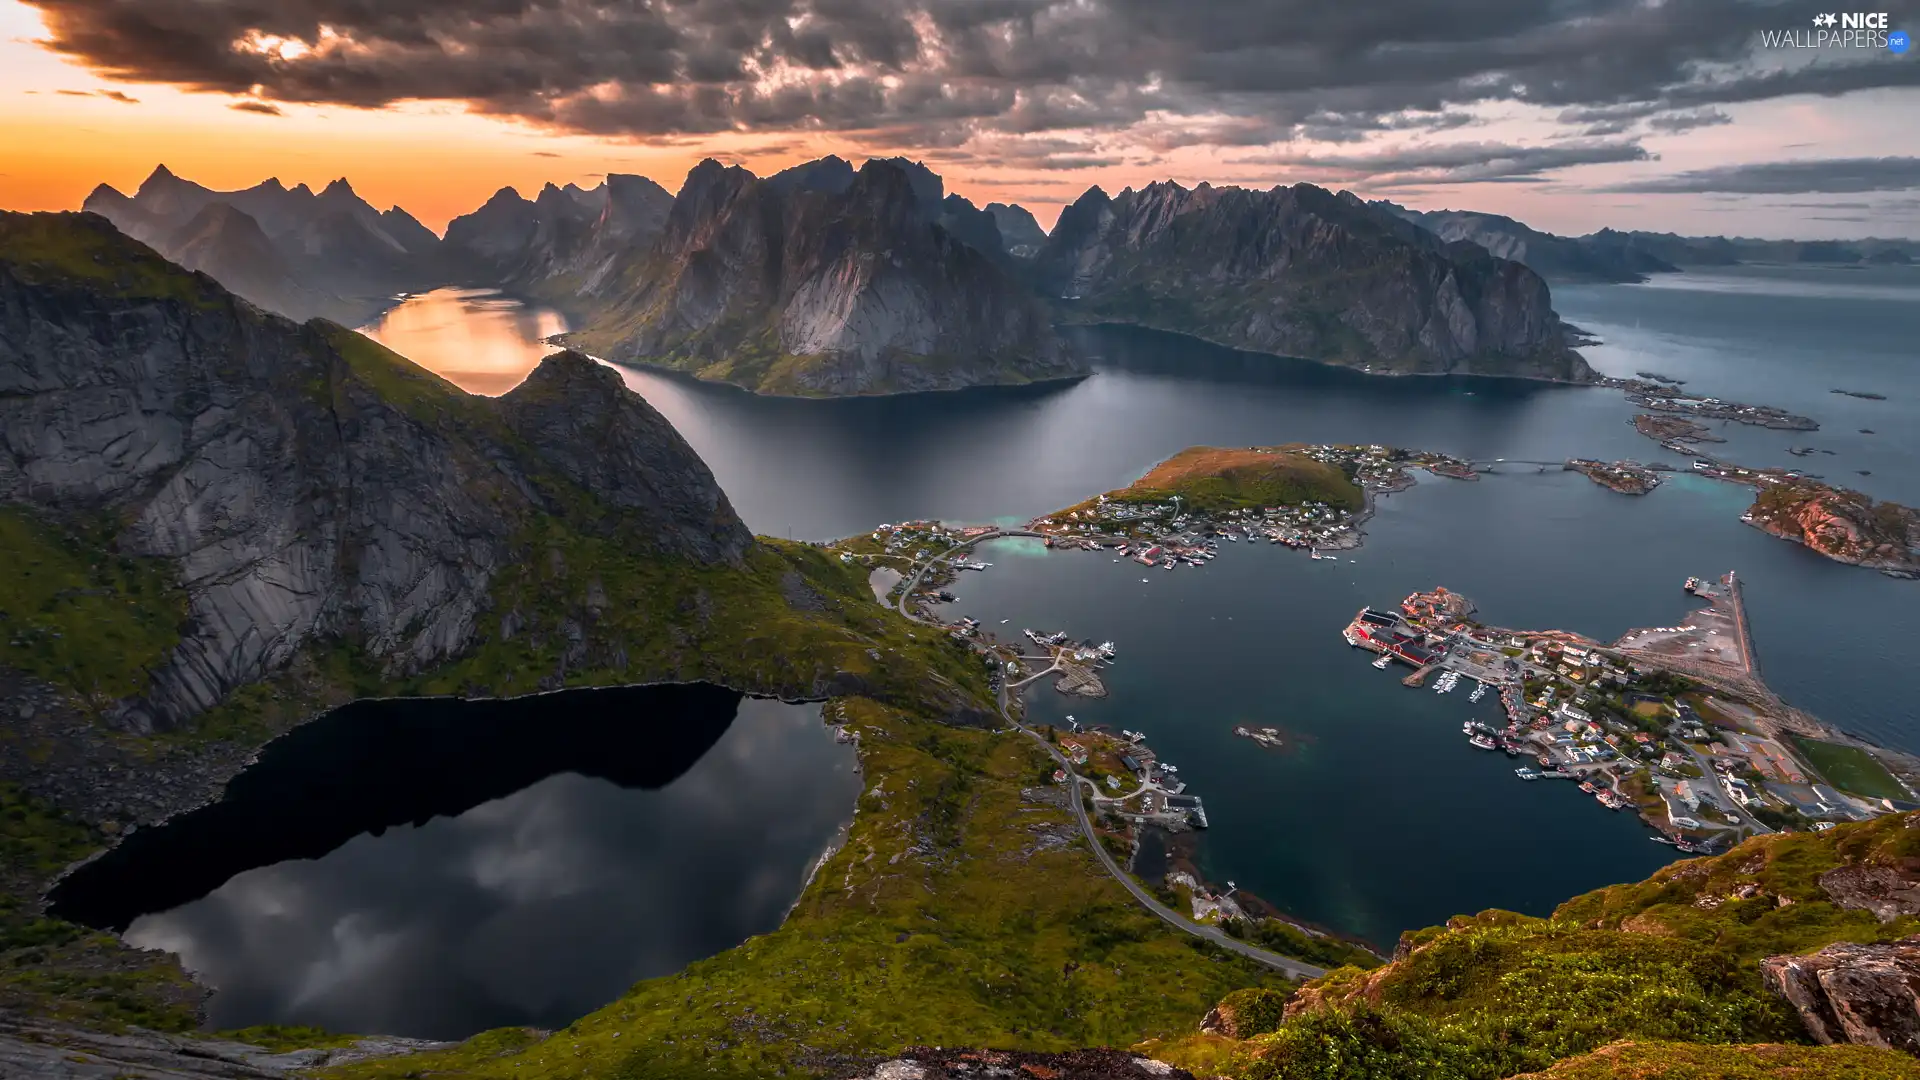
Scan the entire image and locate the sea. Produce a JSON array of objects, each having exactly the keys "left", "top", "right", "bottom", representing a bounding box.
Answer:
[{"left": 358, "top": 268, "right": 1918, "bottom": 949}]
